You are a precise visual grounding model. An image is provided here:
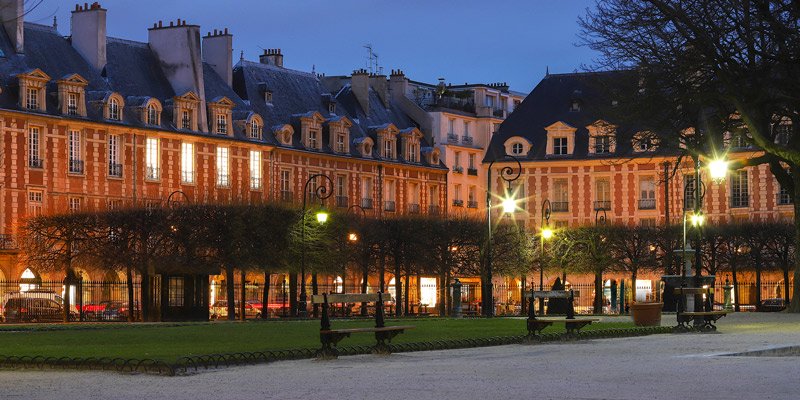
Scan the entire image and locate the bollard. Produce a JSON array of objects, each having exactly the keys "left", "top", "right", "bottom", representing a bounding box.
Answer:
[
  {"left": 723, "top": 278, "right": 733, "bottom": 311},
  {"left": 451, "top": 278, "right": 463, "bottom": 318}
]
